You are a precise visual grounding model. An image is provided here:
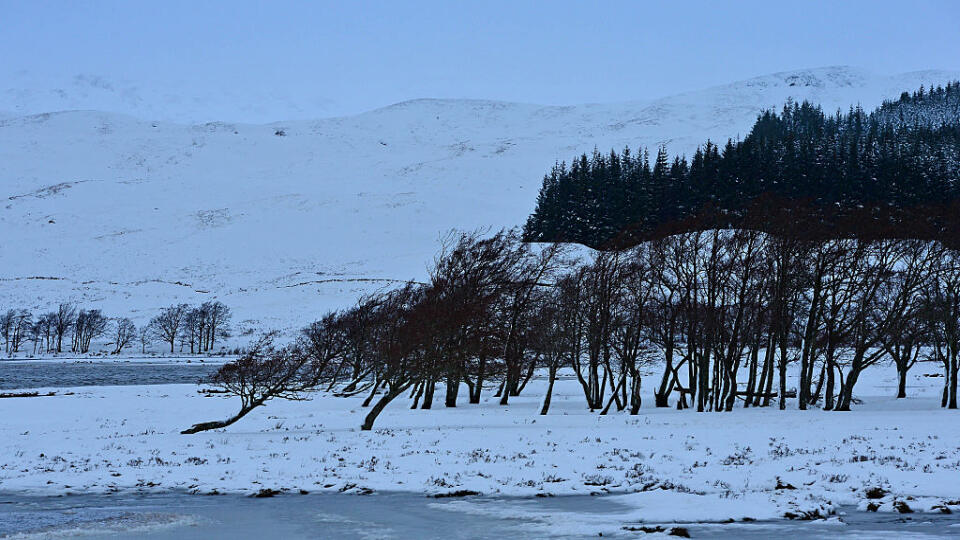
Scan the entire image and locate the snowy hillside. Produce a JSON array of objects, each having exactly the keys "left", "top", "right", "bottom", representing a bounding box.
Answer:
[{"left": 2, "top": 66, "right": 959, "bottom": 337}]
